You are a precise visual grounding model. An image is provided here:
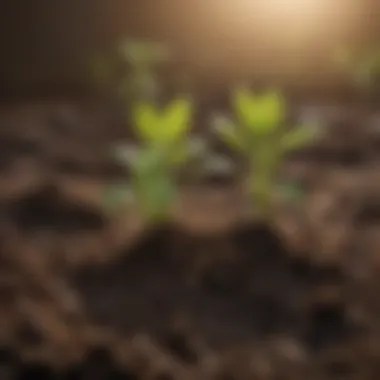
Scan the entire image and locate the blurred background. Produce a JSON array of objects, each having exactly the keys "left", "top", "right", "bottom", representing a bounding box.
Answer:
[{"left": 0, "top": 0, "right": 379, "bottom": 99}]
